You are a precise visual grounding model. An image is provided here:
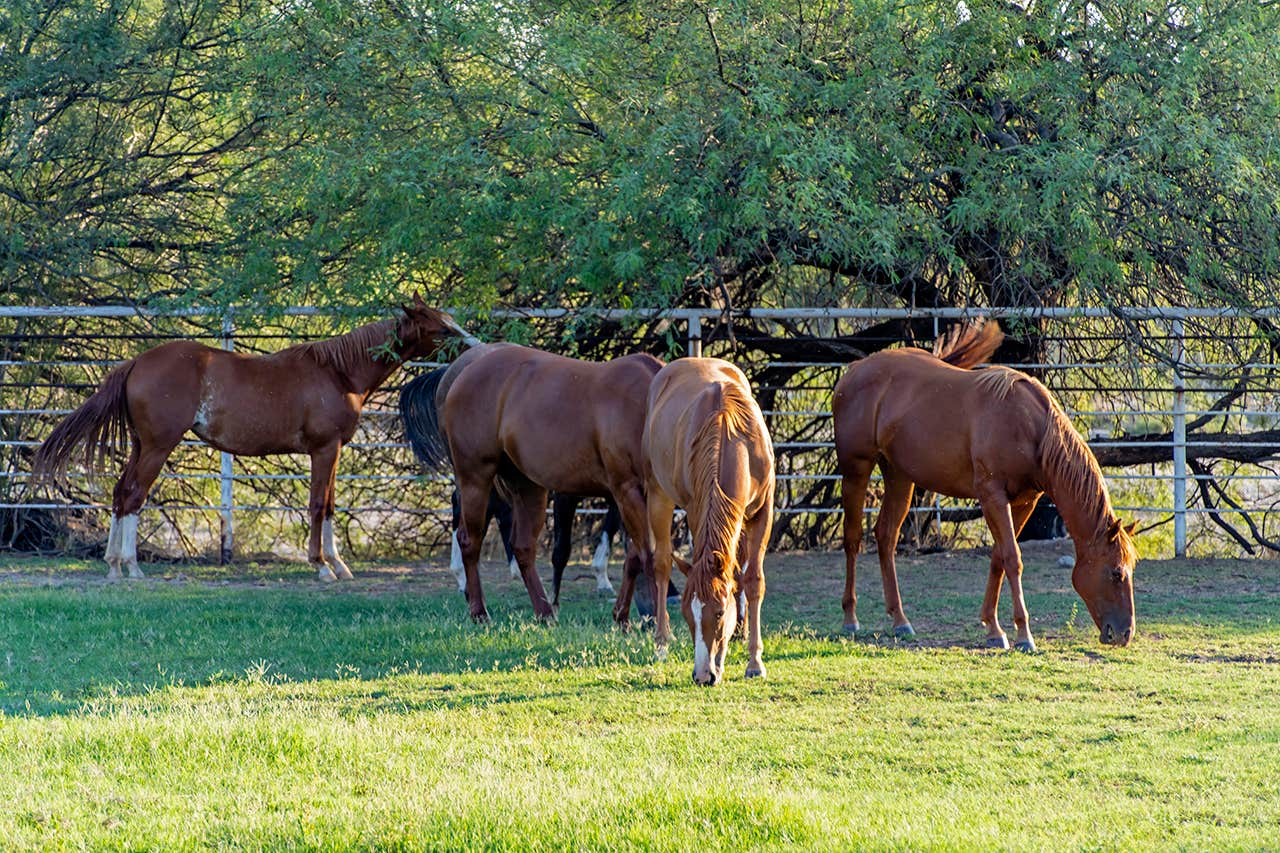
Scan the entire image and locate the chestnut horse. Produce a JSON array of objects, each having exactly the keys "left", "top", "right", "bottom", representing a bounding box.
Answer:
[
  {"left": 33, "top": 296, "right": 472, "bottom": 581},
  {"left": 642, "top": 358, "right": 774, "bottom": 686},
  {"left": 833, "top": 321, "right": 1137, "bottom": 650},
  {"left": 398, "top": 342, "right": 663, "bottom": 623}
]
